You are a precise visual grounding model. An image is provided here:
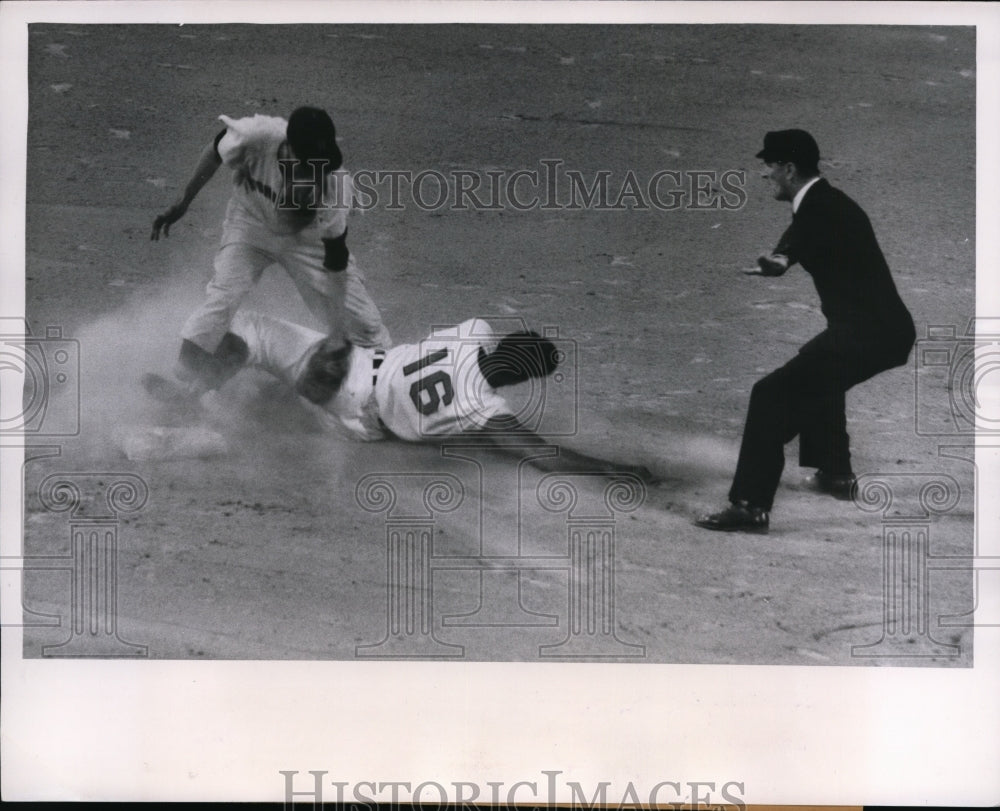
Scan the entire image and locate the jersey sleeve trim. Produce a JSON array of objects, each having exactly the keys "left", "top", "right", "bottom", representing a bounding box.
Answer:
[{"left": 212, "top": 128, "right": 227, "bottom": 162}]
